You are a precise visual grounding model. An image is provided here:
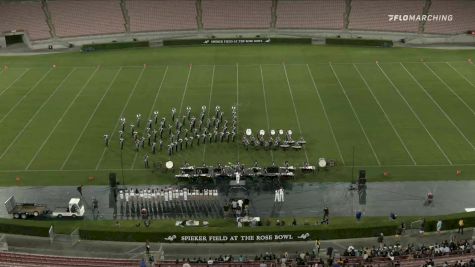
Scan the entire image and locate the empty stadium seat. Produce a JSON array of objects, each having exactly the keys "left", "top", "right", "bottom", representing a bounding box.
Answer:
[
  {"left": 127, "top": 0, "right": 197, "bottom": 32},
  {"left": 48, "top": 0, "right": 125, "bottom": 38},
  {"left": 0, "top": 1, "right": 50, "bottom": 41},
  {"left": 0, "top": 252, "right": 139, "bottom": 267},
  {"left": 276, "top": 0, "right": 345, "bottom": 30},
  {"left": 202, "top": 0, "right": 272, "bottom": 29},
  {"left": 349, "top": 0, "right": 424, "bottom": 33},
  {"left": 424, "top": 0, "right": 475, "bottom": 34}
]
